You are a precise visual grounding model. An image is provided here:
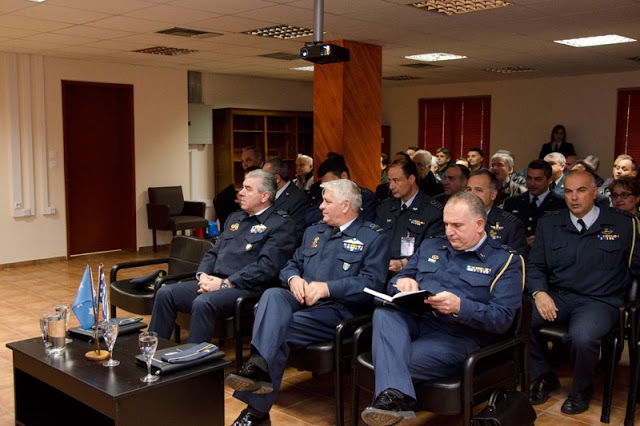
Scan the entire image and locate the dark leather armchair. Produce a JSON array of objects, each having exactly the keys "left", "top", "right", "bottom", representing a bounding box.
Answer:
[
  {"left": 109, "top": 236, "right": 214, "bottom": 318},
  {"left": 147, "top": 186, "right": 208, "bottom": 251},
  {"left": 351, "top": 297, "right": 531, "bottom": 426}
]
